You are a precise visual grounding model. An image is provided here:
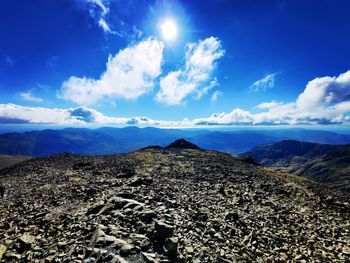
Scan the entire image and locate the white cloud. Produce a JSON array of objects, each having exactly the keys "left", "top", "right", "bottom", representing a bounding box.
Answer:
[
  {"left": 60, "top": 38, "right": 164, "bottom": 105},
  {"left": 4, "top": 70, "right": 350, "bottom": 126},
  {"left": 195, "top": 78, "right": 219, "bottom": 100},
  {"left": 0, "top": 104, "right": 75, "bottom": 124},
  {"left": 156, "top": 37, "right": 224, "bottom": 105},
  {"left": 98, "top": 18, "right": 115, "bottom": 34},
  {"left": 211, "top": 90, "right": 223, "bottom": 102},
  {"left": 0, "top": 104, "right": 136, "bottom": 125},
  {"left": 0, "top": 104, "right": 190, "bottom": 127},
  {"left": 296, "top": 70, "right": 350, "bottom": 110},
  {"left": 250, "top": 72, "right": 278, "bottom": 92},
  {"left": 256, "top": 100, "right": 282, "bottom": 110},
  {"left": 19, "top": 91, "right": 43, "bottom": 103},
  {"left": 193, "top": 108, "right": 254, "bottom": 125},
  {"left": 201, "top": 70, "right": 350, "bottom": 125}
]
